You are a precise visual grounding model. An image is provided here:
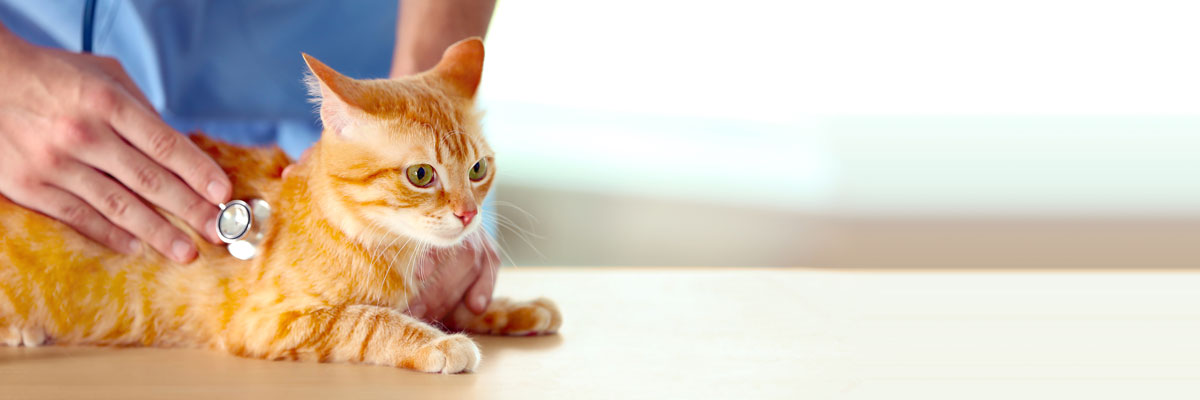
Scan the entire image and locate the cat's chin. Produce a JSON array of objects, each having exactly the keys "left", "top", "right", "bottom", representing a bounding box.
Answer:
[
  {"left": 423, "top": 236, "right": 467, "bottom": 249},
  {"left": 390, "top": 232, "right": 468, "bottom": 250},
  {"left": 379, "top": 222, "right": 477, "bottom": 249},
  {"left": 423, "top": 227, "right": 479, "bottom": 249}
]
